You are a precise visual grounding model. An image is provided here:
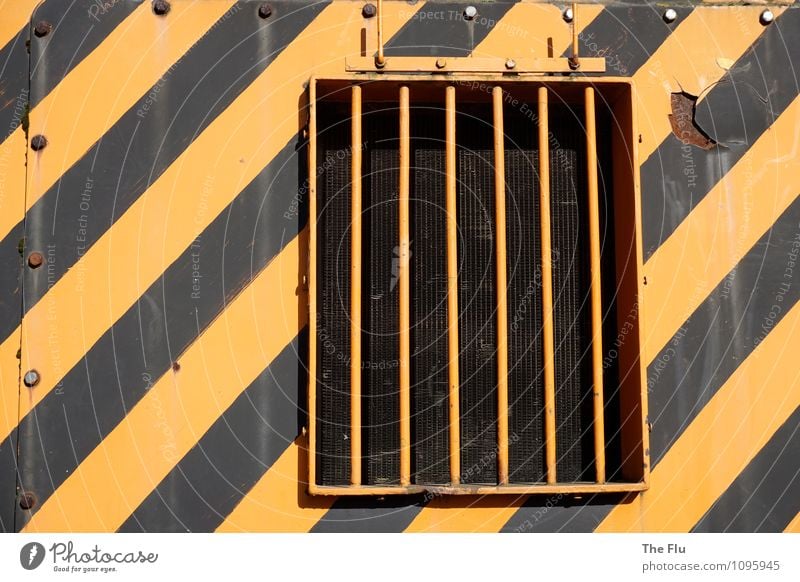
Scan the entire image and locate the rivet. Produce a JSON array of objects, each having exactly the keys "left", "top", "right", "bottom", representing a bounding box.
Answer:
[
  {"left": 258, "top": 3, "right": 273, "bottom": 19},
  {"left": 33, "top": 21, "right": 52, "bottom": 38},
  {"left": 27, "top": 252, "right": 43, "bottom": 269},
  {"left": 435, "top": 57, "right": 447, "bottom": 69},
  {"left": 563, "top": 7, "right": 574, "bottom": 23},
  {"left": 24, "top": 370, "right": 40, "bottom": 388},
  {"left": 663, "top": 9, "right": 677, "bottom": 23},
  {"left": 464, "top": 6, "right": 477, "bottom": 20},
  {"left": 760, "top": 9, "right": 774, "bottom": 25},
  {"left": 30, "top": 135, "right": 48, "bottom": 151},
  {"left": 362, "top": 3, "right": 376, "bottom": 18},
  {"left": 152, "top": 0, "right": 170, "bottom": 16},
  {"left": 19, "top": 492, "right": 36, "bottom": 511},
  {"left": 505, "top": 58, "right": 516, "bottom": 70}
]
